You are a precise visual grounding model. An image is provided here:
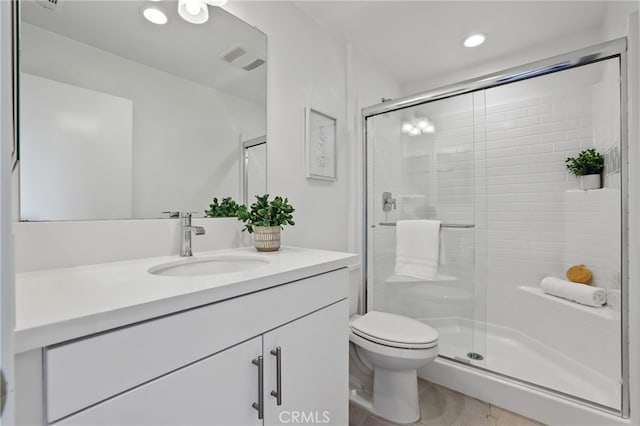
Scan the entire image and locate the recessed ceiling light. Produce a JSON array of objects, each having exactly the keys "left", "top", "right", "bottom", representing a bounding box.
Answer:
[
  {"left": 142, "top": 7, "right": 168, "bottom": 25},
  {"left": 463, "top": 33, "right": 486, "bottom": 48}
]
